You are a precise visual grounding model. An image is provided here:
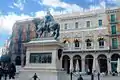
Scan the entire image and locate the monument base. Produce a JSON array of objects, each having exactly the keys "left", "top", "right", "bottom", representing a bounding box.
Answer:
[
  {"left": 19, "top": 68, "right": 68, "bottom": 80},
  {"left": 19, "top": 37, "right": 68, "bottom": 80}
]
